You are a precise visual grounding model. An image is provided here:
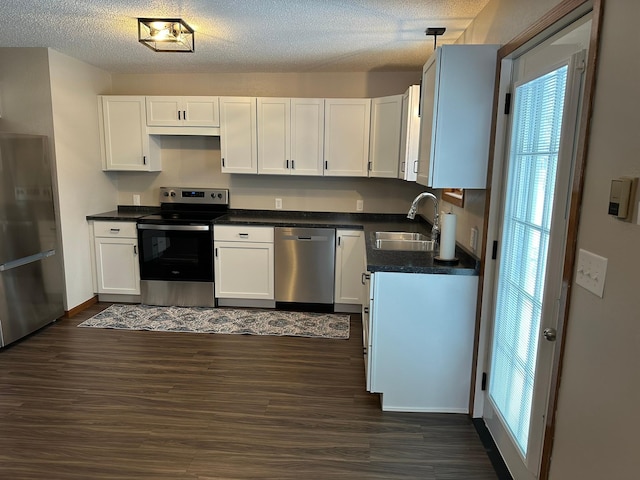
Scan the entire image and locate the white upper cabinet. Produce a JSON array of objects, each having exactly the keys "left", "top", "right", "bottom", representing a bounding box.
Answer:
[
  {"left": 417, "top": 44, "right": 498, "bottom": 189},
  {"left": 220, "top": 96, "right": 258, "bottom": 174},
  {"left": 257, "top": 98, "right": 325, "bottom": 176},
  {"left": 257, "top": 97, "right": 291, "bottom": 175},
  {"left": 290, "top": 98, "right": 325, "bottom": 176},
  {"left": 398, "top": 85, "right": 421, "bottom": 182},
  {"left": 324, "top": 98, "right": 371, "bottom": 177},
  {"left": 369, "top": 94, "right": 403, "bottom": 178},
  {"left": 146, "top": 96, "right": 219, "bottom": 127},
  {"left": 99, "top": 96, "right": 161, "bottom": 171}
]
